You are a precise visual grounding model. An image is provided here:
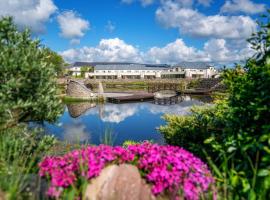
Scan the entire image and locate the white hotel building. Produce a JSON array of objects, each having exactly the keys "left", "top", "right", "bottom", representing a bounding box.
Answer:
[{"left": 67, "top": 62, "right": 218, "bottom": 79}]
